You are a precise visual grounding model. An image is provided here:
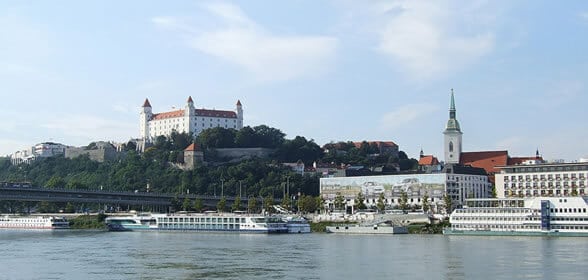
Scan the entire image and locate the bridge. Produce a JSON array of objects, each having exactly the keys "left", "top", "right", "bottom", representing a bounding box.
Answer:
[{"left": 0, "top": 185, "right": 273, "bottom": 211}]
